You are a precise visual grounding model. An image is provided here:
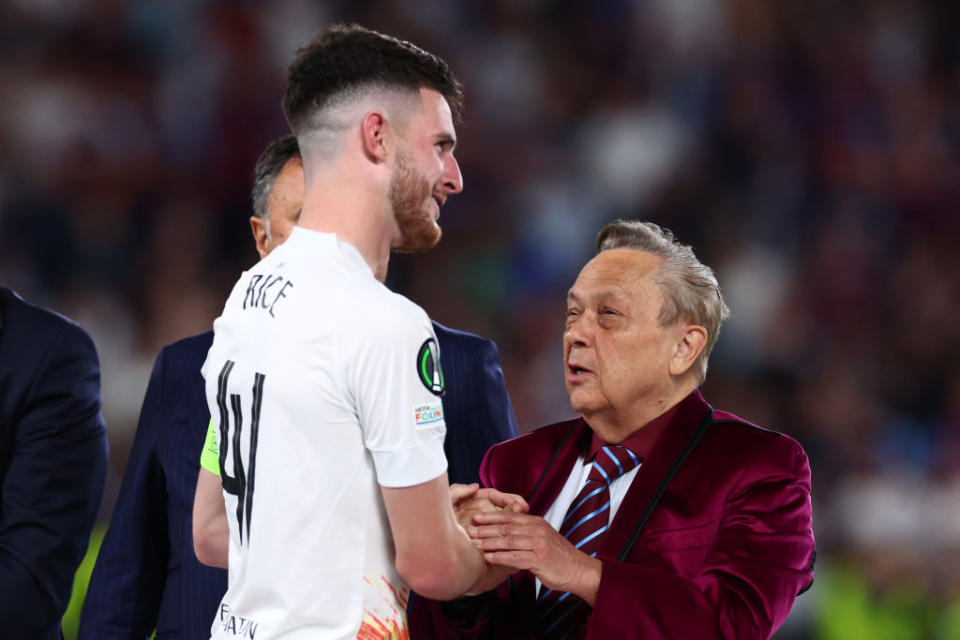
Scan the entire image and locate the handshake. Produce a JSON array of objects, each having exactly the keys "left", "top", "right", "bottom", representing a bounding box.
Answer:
[
  {"left": 448, "top": 484, "right": 602, "bottom": 603},
  {"left": 450, "top": 483, "right": 529, "bottom": 528}
]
